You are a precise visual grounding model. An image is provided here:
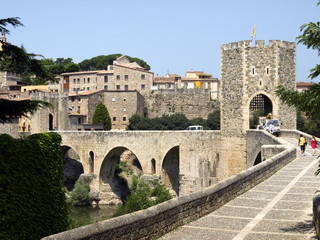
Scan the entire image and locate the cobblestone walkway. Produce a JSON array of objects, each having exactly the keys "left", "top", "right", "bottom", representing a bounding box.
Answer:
[{"left": 160, "top": 138, "right": 319, "bottom": 240}]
